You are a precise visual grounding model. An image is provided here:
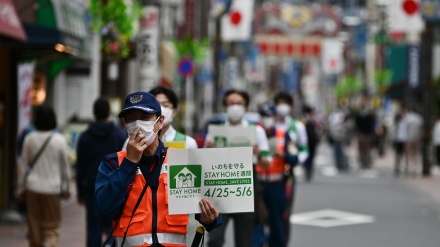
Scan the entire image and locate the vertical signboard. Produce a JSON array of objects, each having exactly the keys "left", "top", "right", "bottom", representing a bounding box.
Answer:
[
  {"left": 408, "top": 45, "right": 421, "bottom": 88},
  {"left": 17, "top": 62, "right": 35, "bottom": 136},
  {"left": 137, "top": 6, "right": 160, "bottom": 91}
]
